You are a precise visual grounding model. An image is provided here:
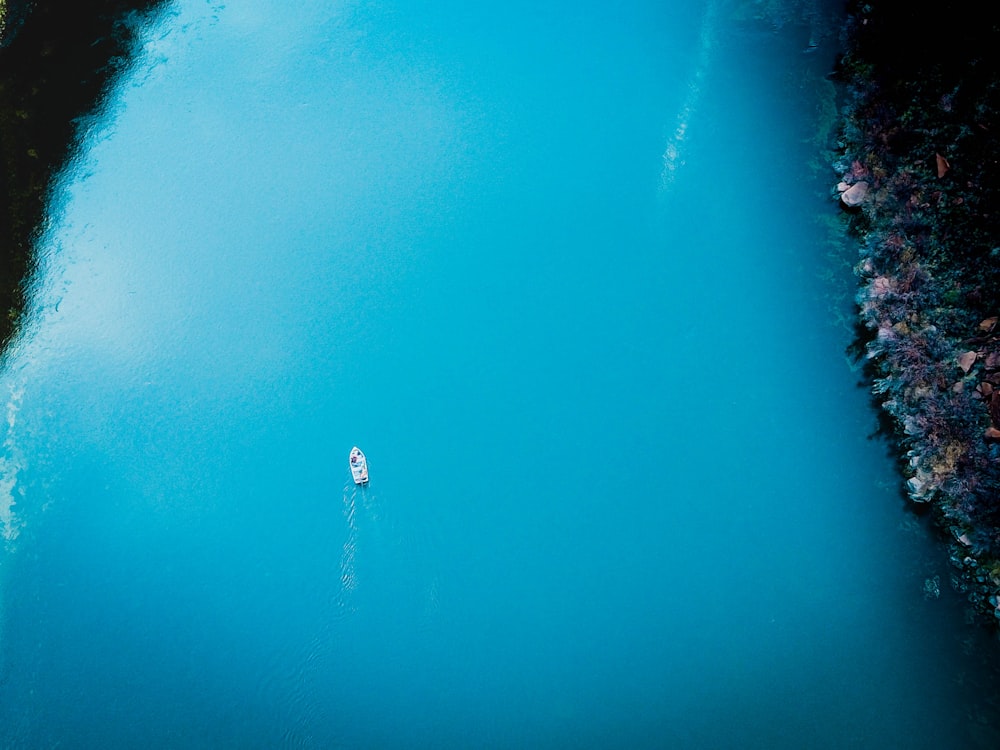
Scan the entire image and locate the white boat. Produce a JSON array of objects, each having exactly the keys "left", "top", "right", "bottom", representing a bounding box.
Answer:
[{"left": 349, "top": 446, "right": 369, "bottom": 485}]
